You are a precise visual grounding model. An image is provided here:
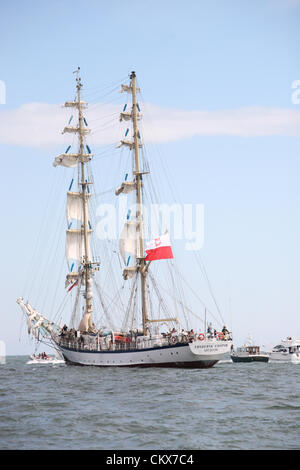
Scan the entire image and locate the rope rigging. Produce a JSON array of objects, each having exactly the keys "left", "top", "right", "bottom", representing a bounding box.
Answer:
[{"left": 21, "top": 71, "right": 228, "bottom": 340}]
